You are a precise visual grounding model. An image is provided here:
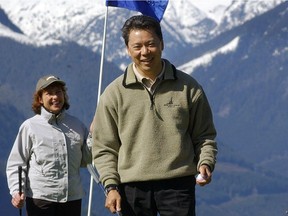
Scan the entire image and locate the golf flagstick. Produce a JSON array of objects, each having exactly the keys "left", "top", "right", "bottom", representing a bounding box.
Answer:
[
  {"left": 87, "top": 164, "right": 122, "bottom": 216},
  {"left": 18, "top": 166, "right": 22, "bottom": 216}
]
